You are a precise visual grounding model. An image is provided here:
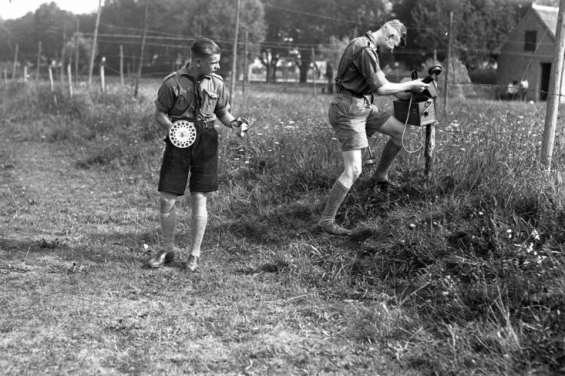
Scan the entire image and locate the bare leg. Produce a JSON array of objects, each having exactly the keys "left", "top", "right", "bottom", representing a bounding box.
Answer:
[
  {"left": 160, "top": 191, "right": 178, "bottom": 252},
  {"left": 148, "top": 191, "right": 178, "bottom": 268},
  {"left": 187, "top": 192, "right": 208, "bottom": 271}
]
